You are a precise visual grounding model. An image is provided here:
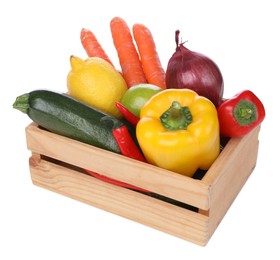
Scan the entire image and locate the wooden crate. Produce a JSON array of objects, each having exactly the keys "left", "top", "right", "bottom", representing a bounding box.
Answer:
[{"left": 25, "top": 122, "right": 260, "bottom": 246}]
